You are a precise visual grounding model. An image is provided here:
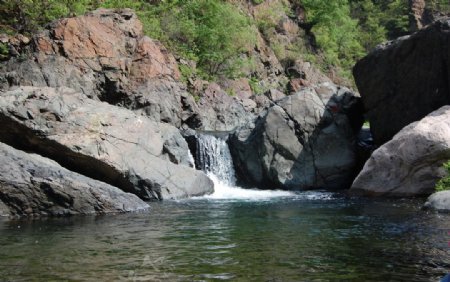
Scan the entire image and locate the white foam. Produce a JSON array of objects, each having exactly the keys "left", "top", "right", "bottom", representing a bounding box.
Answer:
[{"left": 201, "top": 174, "right": 296, "bottom": 201}]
